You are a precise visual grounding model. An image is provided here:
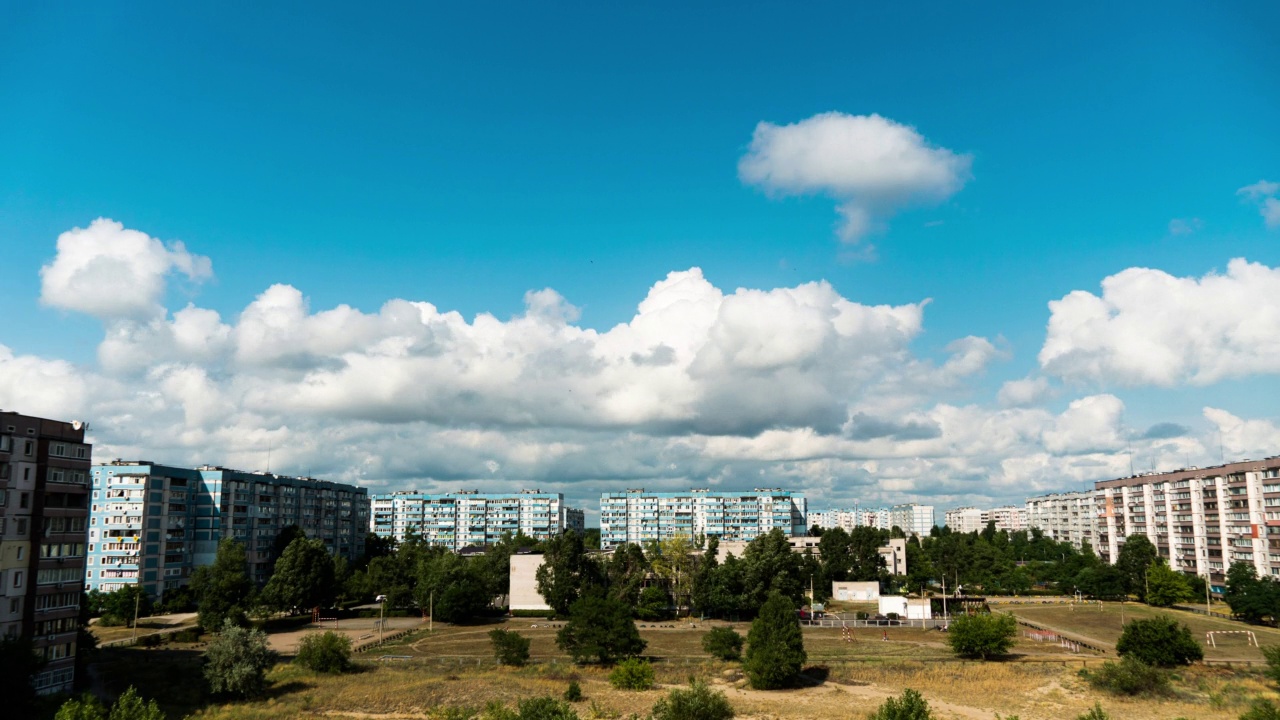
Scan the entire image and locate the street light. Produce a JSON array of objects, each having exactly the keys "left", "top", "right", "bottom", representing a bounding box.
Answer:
[{"left": 379, "top": 594, "right": 385, "bottom": 645}]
